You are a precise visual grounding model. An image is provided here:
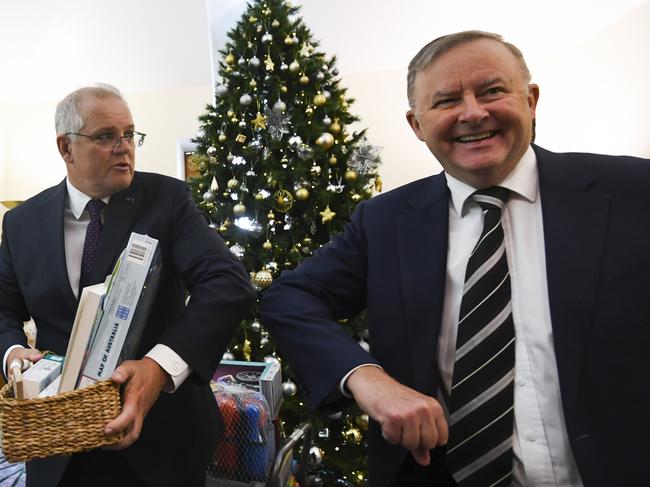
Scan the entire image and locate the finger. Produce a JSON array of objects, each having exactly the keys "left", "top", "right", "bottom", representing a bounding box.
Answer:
[
  {"left": 105, "top": 403, "right": 135, "bottom": 435},
  {"left": 435, "top": 411, "right": 449, "bottom": 446},
  {"left": 110, "top": 362, "right": 135, "bottom": 385},
  {"left": 381, "top": 422, "right": 402, "bottom": 445},
  {"left": 411, "top": 447, "right": 431, "bottom": 467},
  {"left": 400, "top": 420, "right": 421, "bottom": 451}
]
